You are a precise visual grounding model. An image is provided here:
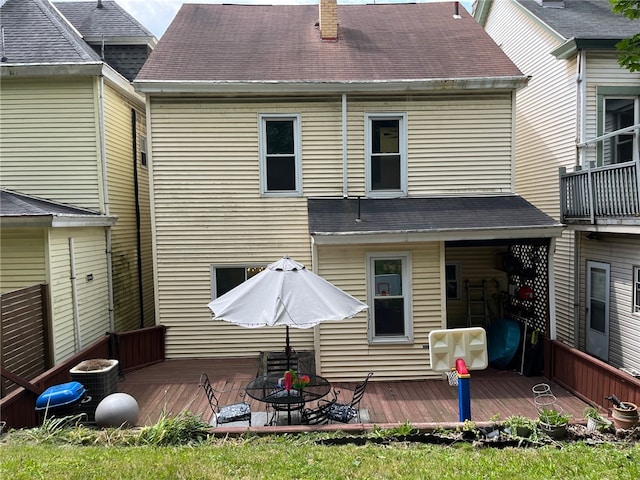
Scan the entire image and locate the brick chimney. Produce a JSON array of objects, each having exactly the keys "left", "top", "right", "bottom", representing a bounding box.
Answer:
[{"left": 319, "top": 0, "right": 338, "bottom": 41}]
